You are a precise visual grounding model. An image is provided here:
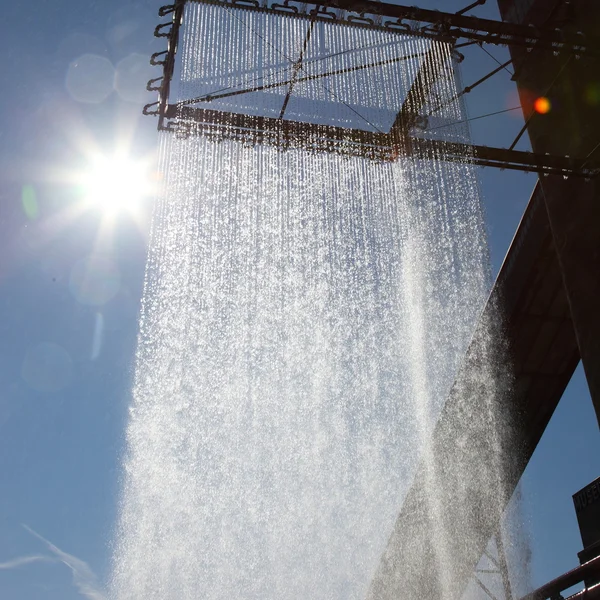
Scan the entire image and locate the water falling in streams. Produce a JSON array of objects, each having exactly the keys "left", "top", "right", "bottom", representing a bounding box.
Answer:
[{"left": 112, "top": 6, "right": 511, "bottom": 599}]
